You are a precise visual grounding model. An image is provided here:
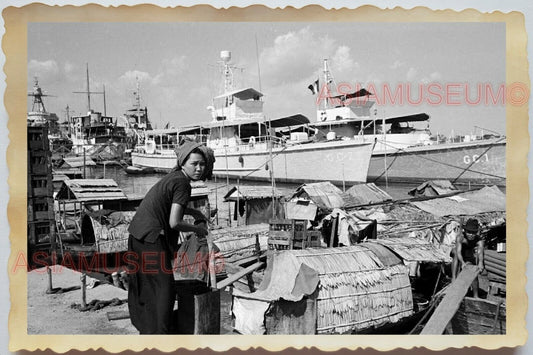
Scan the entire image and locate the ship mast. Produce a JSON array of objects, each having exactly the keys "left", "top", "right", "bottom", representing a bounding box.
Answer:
[
  {"left": 135, "top": 78, "right": 141, "bottom": 126},
  {"left": 322, "top": 59, "right": 336, "bottom": 111},
  {"left": 73, "top": 63, "right": 105, "bottom": 114}
]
